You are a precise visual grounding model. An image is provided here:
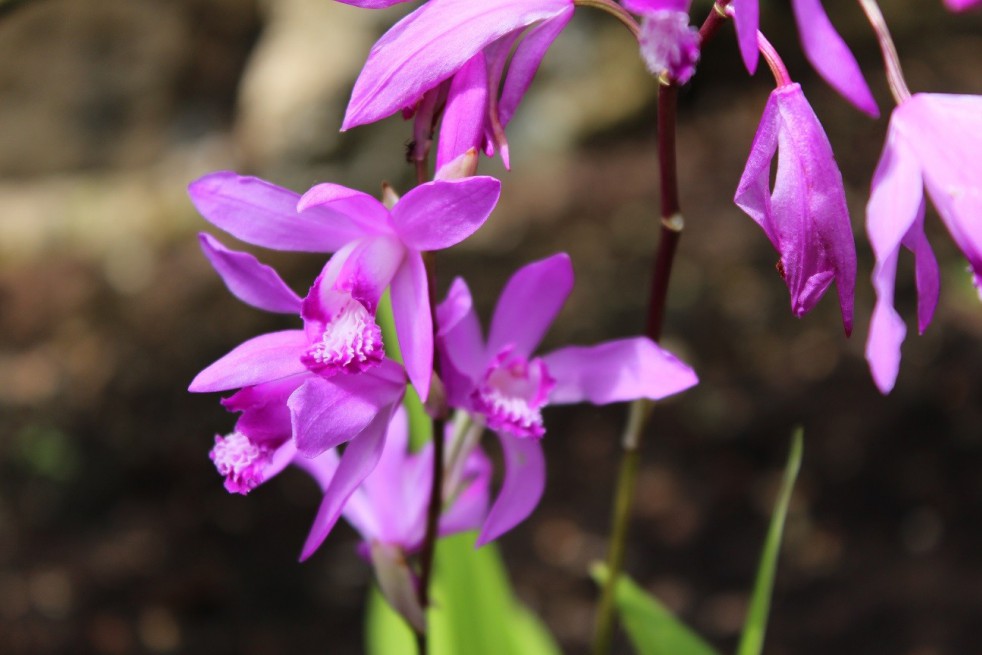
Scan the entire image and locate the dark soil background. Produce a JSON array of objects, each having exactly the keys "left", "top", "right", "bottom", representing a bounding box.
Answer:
[{"left": 1, "top": 1, "right": 981, "bottom": 654}]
